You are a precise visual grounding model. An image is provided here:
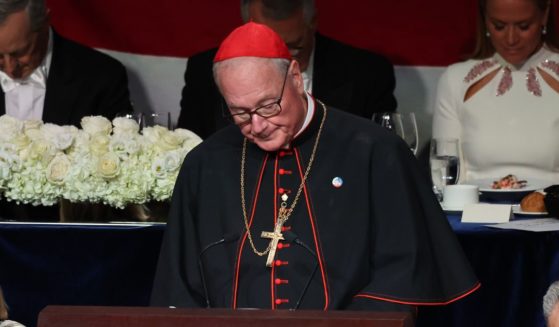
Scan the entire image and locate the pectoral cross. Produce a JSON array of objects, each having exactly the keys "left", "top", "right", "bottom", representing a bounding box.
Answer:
[{"left": 261, "top": 216, "right": 286, "bottom": 267}]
